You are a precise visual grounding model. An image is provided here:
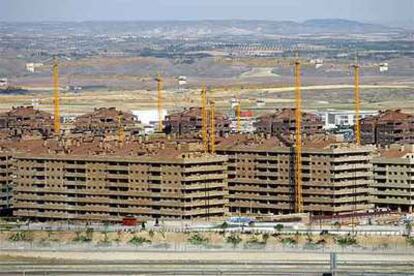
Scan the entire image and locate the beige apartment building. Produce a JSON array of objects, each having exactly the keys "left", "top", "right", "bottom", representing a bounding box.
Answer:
[
  {"left": 0, "top": 151, "right": 13, "bottom": 214},
  {"left": 372, "top": 144, "right": 414, "bottom": 213},
  {"left": 217, "top": 135, "right": 374, "bottom": 216},
  {"left": 13, "top": 152, "right": 228, "bottom": 222}
]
